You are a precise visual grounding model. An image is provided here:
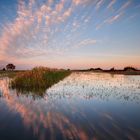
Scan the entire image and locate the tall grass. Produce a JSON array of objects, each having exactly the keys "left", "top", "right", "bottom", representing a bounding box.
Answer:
[{"left": 10, "top": 67, "right": 71, "bottom": 95}]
